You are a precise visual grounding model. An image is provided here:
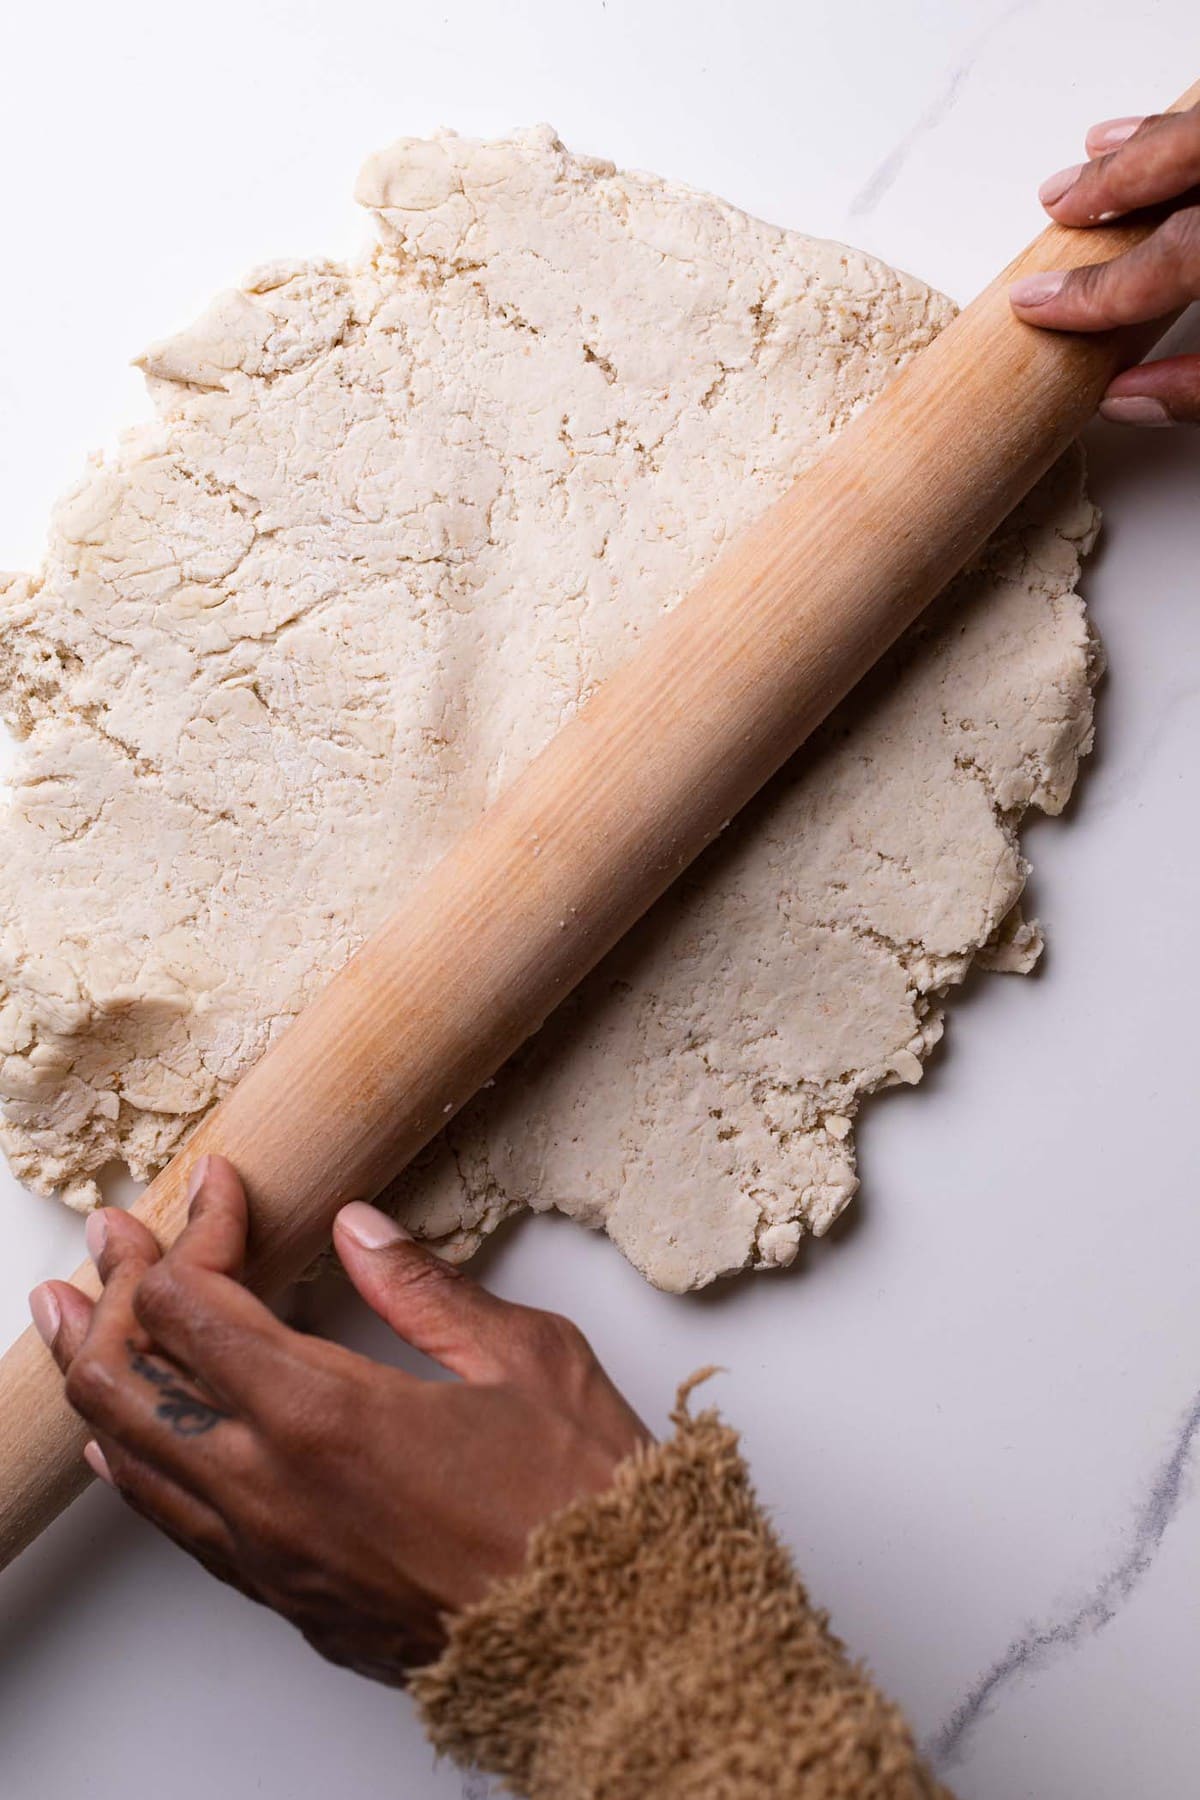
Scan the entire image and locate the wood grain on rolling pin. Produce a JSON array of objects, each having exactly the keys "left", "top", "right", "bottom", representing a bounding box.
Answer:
[{"left": 2, "top": 78, "right": 1197, "bottom": 1570}]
